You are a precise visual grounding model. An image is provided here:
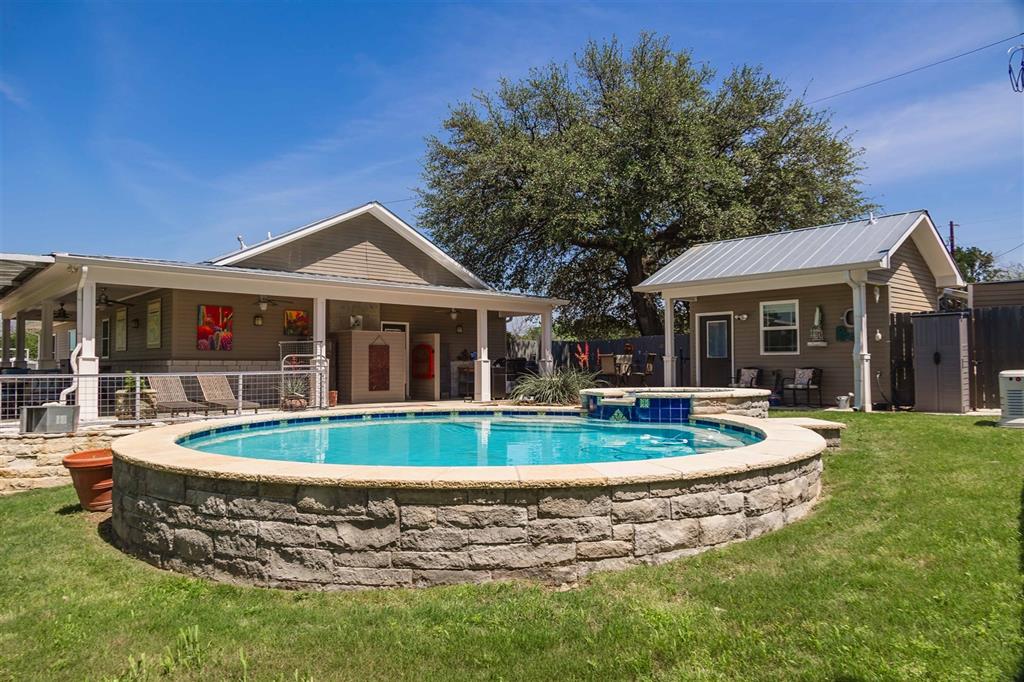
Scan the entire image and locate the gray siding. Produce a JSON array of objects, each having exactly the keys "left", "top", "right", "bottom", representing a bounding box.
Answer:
[
  {"left": 970, "top": 280, "right": 1024, "bottom": 308},
  {"left": 688, "top": 283, "right": 890, "bottom": 402},
  {"left": 230, "top": 213, "right": 472, "bottom": 288},
  {"left": 869, "top": 237, "right": 939, "bottom": 313}
]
